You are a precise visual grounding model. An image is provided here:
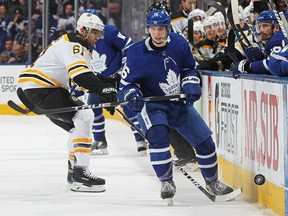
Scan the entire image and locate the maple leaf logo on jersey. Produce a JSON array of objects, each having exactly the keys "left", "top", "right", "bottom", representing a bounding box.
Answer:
[
  {"left": 159, "top": 69, "right": 180, "bottom": 95},
  {"left": 91, "top": 51, "right": 107, "bottom": 73}
]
